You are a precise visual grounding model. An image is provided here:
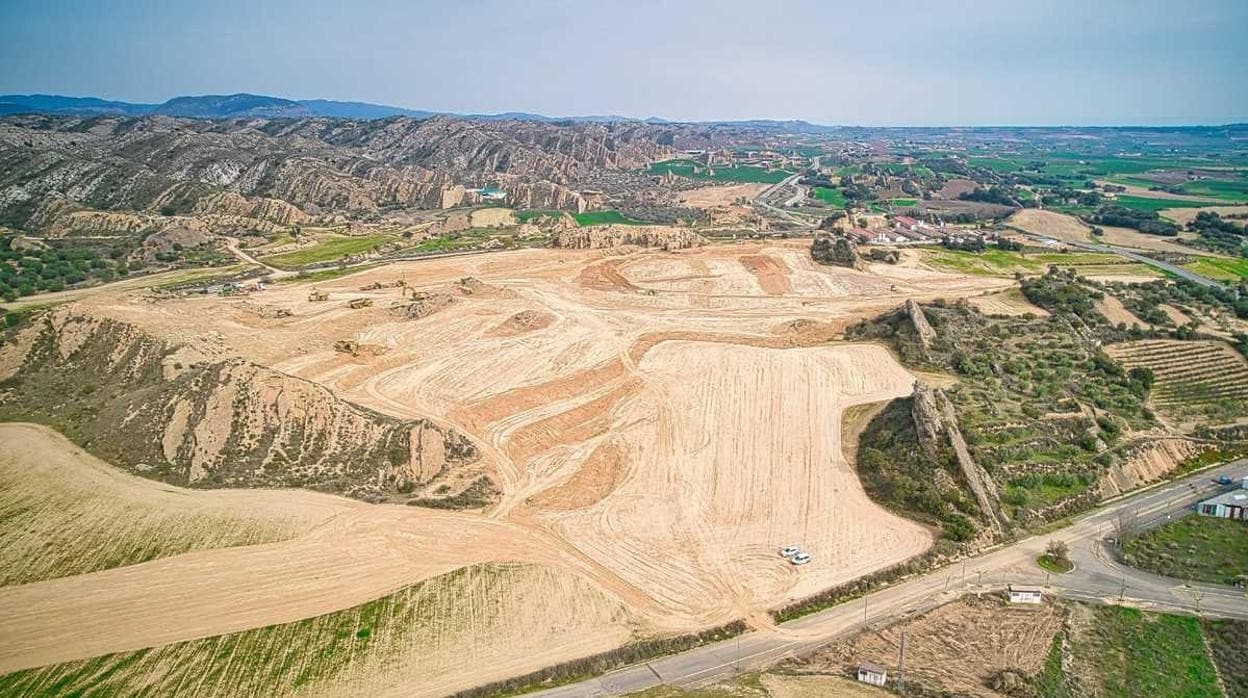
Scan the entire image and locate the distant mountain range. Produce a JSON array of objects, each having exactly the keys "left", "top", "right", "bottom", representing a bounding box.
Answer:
[
  {"left": 0, "top": 92, "right": 666, "bottom": 124},
  {"left": 0, "top": 92, "right": 844, "bottom": 131}
]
